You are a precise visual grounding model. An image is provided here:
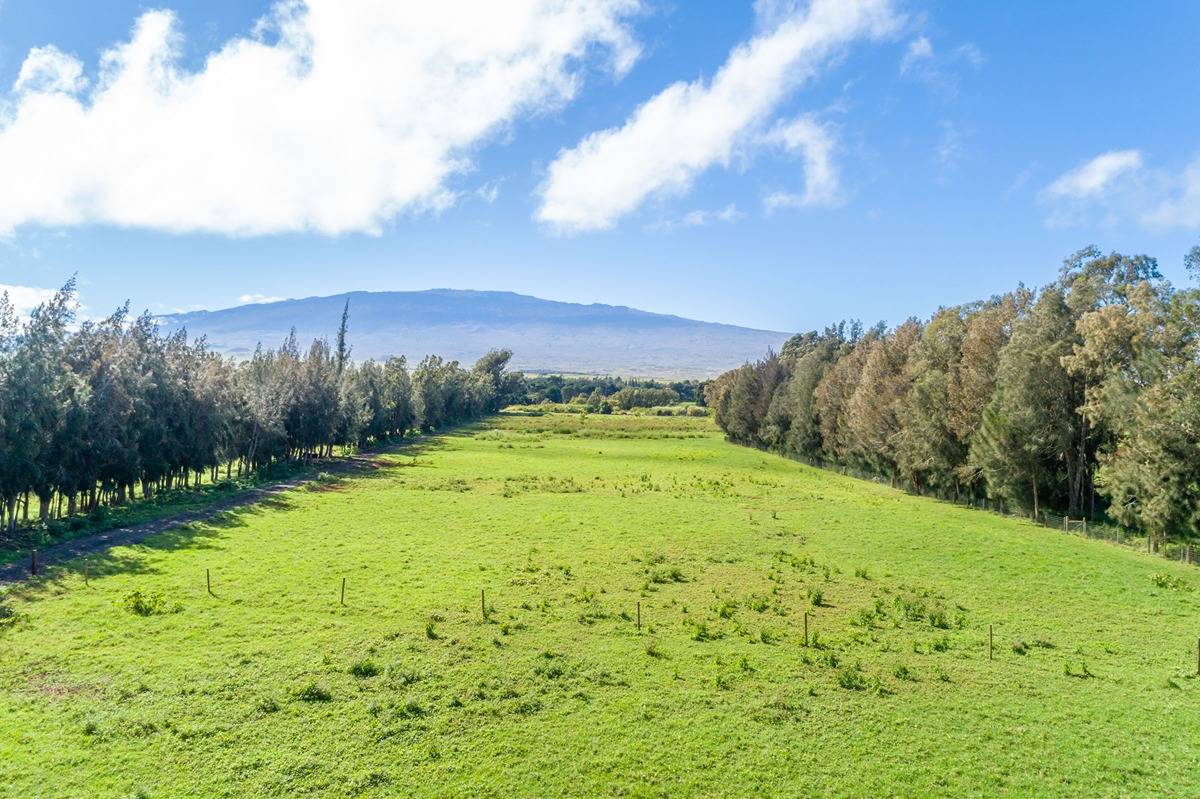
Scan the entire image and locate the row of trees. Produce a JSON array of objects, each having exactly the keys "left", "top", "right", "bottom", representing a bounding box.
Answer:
[
  {"left": 707, "top": 246, "right": 1200, "bottom": 549},
  {"left": 0, "top": 282, "right": 524, "bottom": 533},
  {"left": 524, "top": 375, "right": 703, "bottom": 404}
]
